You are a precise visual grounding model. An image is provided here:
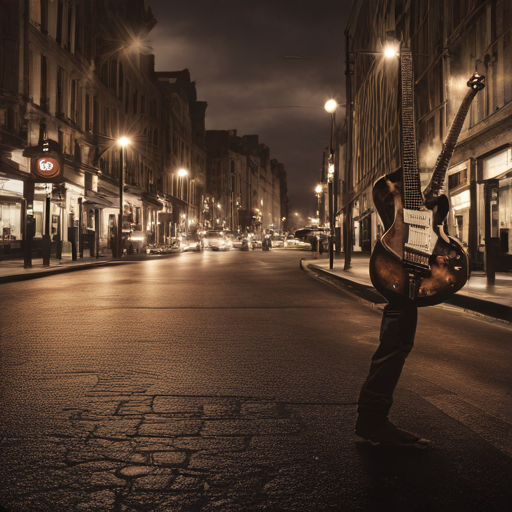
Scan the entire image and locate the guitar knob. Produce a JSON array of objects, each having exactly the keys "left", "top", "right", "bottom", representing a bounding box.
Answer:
[{"left": 392, "top": 283, "right": 398, "bottom": 289}]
